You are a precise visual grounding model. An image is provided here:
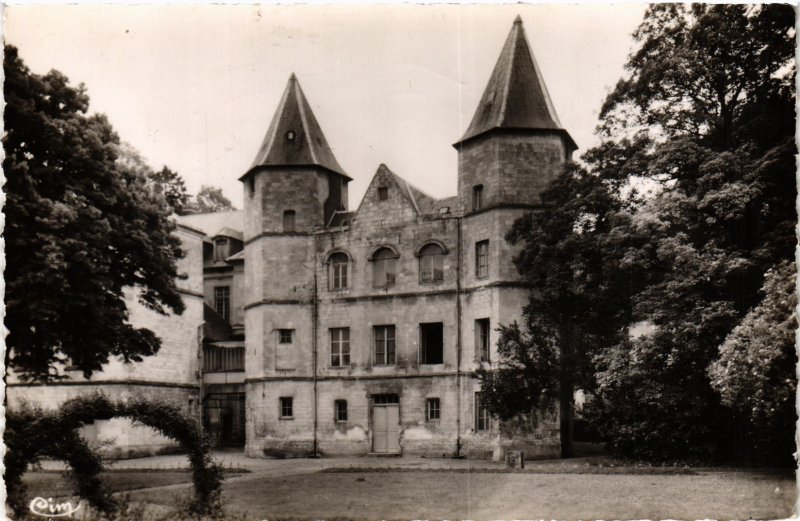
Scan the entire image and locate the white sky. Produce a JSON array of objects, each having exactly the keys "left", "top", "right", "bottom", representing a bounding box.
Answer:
[{"left": 5, "top": 4, "right": 647, "bottom": 209}]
